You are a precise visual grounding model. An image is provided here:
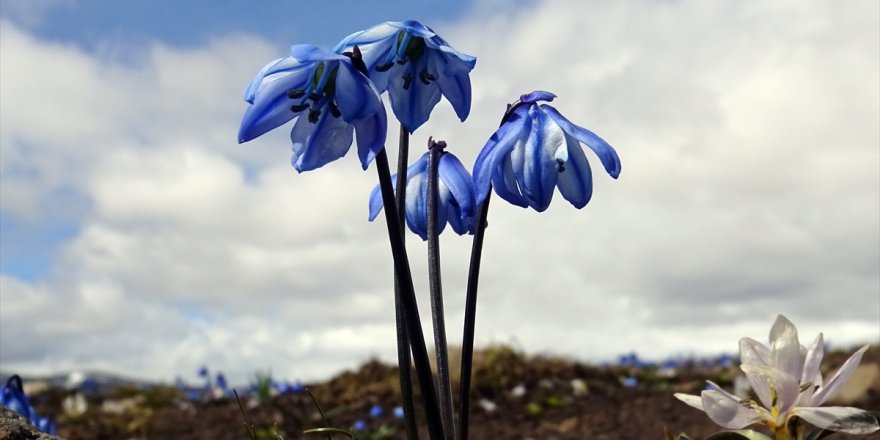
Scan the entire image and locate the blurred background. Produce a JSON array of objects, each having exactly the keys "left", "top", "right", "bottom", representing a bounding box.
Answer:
[{"left": 1, "top": 0, "right": 878, "bottom": 387}]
